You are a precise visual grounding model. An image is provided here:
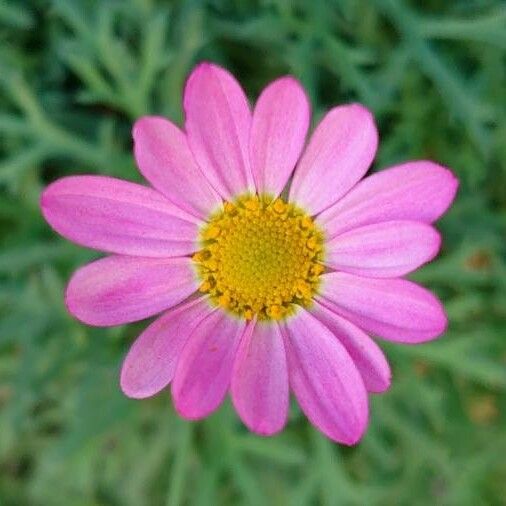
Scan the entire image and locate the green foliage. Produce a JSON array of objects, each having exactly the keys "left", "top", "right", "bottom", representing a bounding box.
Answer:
[{"left": 1, "top": 0, "right": 505, "bottom": 504}]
